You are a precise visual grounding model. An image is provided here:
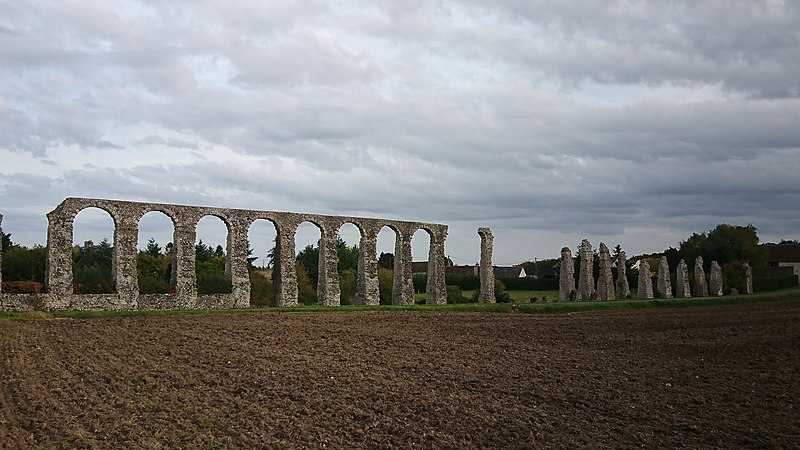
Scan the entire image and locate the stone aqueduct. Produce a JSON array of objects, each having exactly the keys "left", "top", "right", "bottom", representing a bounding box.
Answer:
[{"left": 0, "top": 197, "right": 449, "bottom": 311}]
